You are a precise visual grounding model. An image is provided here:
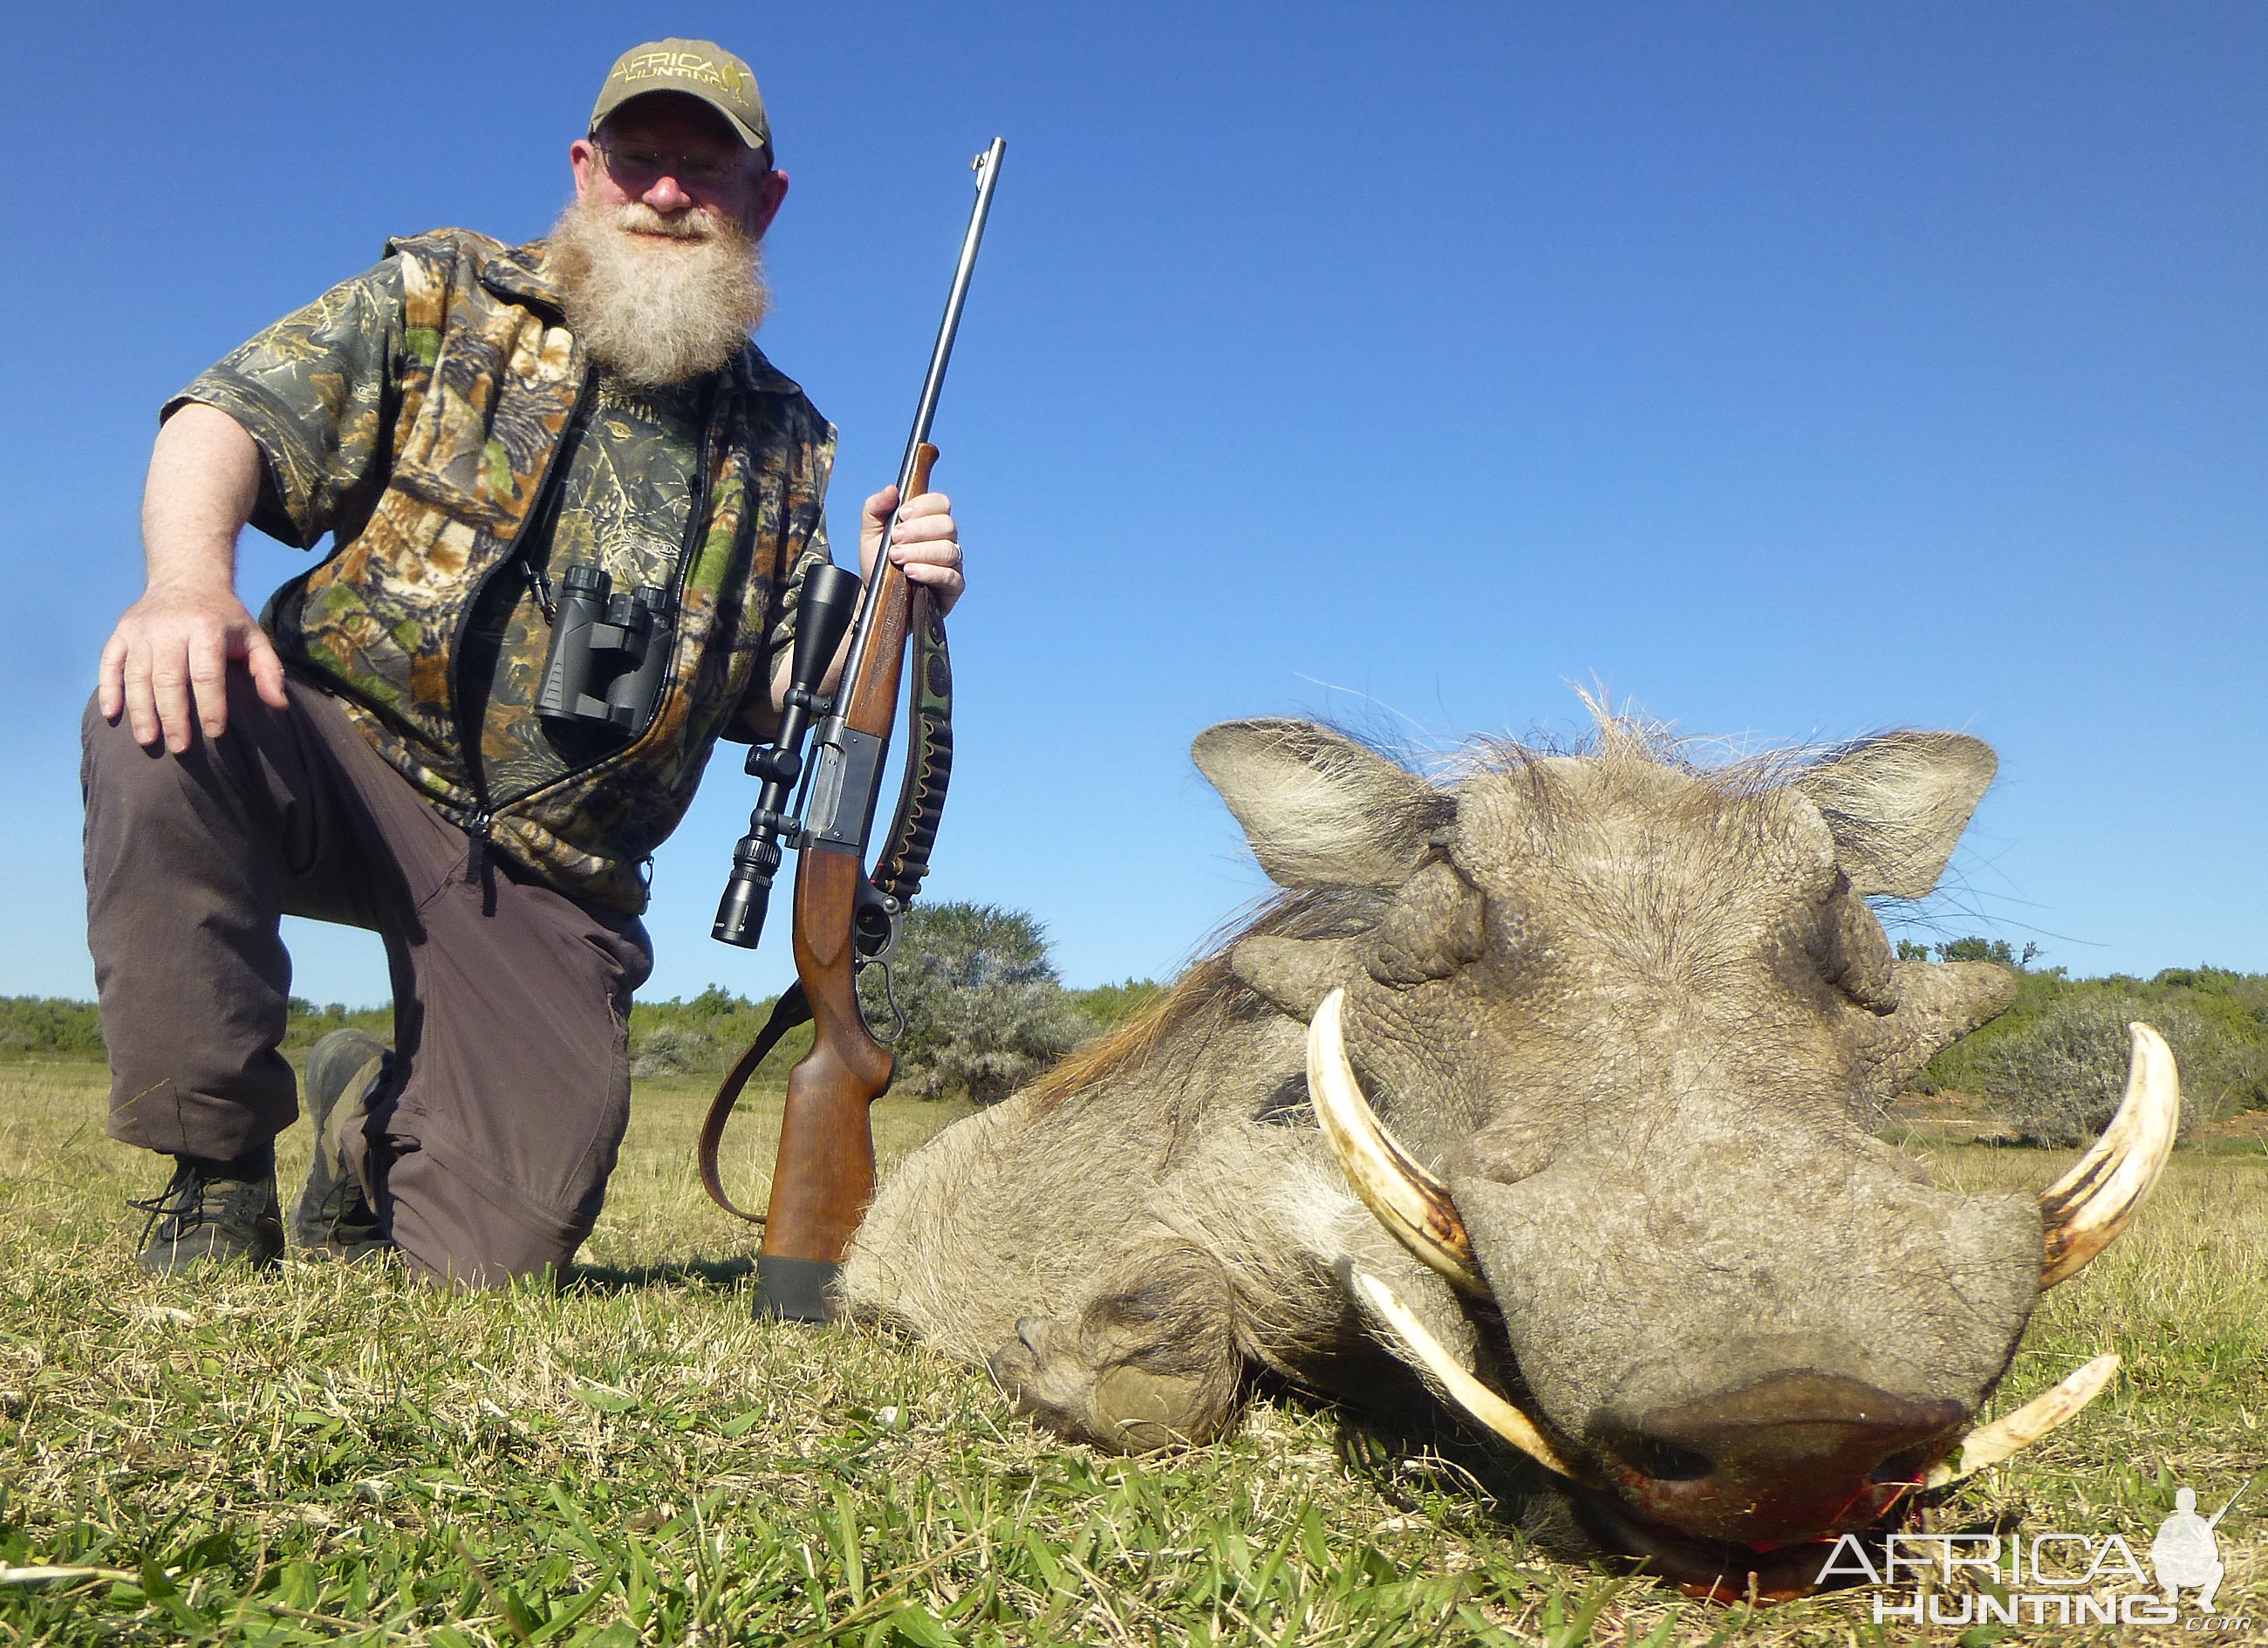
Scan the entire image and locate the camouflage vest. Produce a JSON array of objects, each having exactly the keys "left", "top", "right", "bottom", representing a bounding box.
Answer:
[{"left": 267, "top": 229, "right": 835, "bottom": 913}]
